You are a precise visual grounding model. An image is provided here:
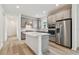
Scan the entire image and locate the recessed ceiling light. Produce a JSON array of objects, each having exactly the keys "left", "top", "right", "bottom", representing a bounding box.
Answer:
[
  {"left": 16, "top": 5, "right": 20, "bottom": 8},
  {"left": 43, "top": 11, "right": 46, "bottom": 14},
  {"left": 29, "top": 22, "right": 32, "bottom": 24},
  {"left": 56, "top": 4, "right": 59, "bottom": 6}
]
